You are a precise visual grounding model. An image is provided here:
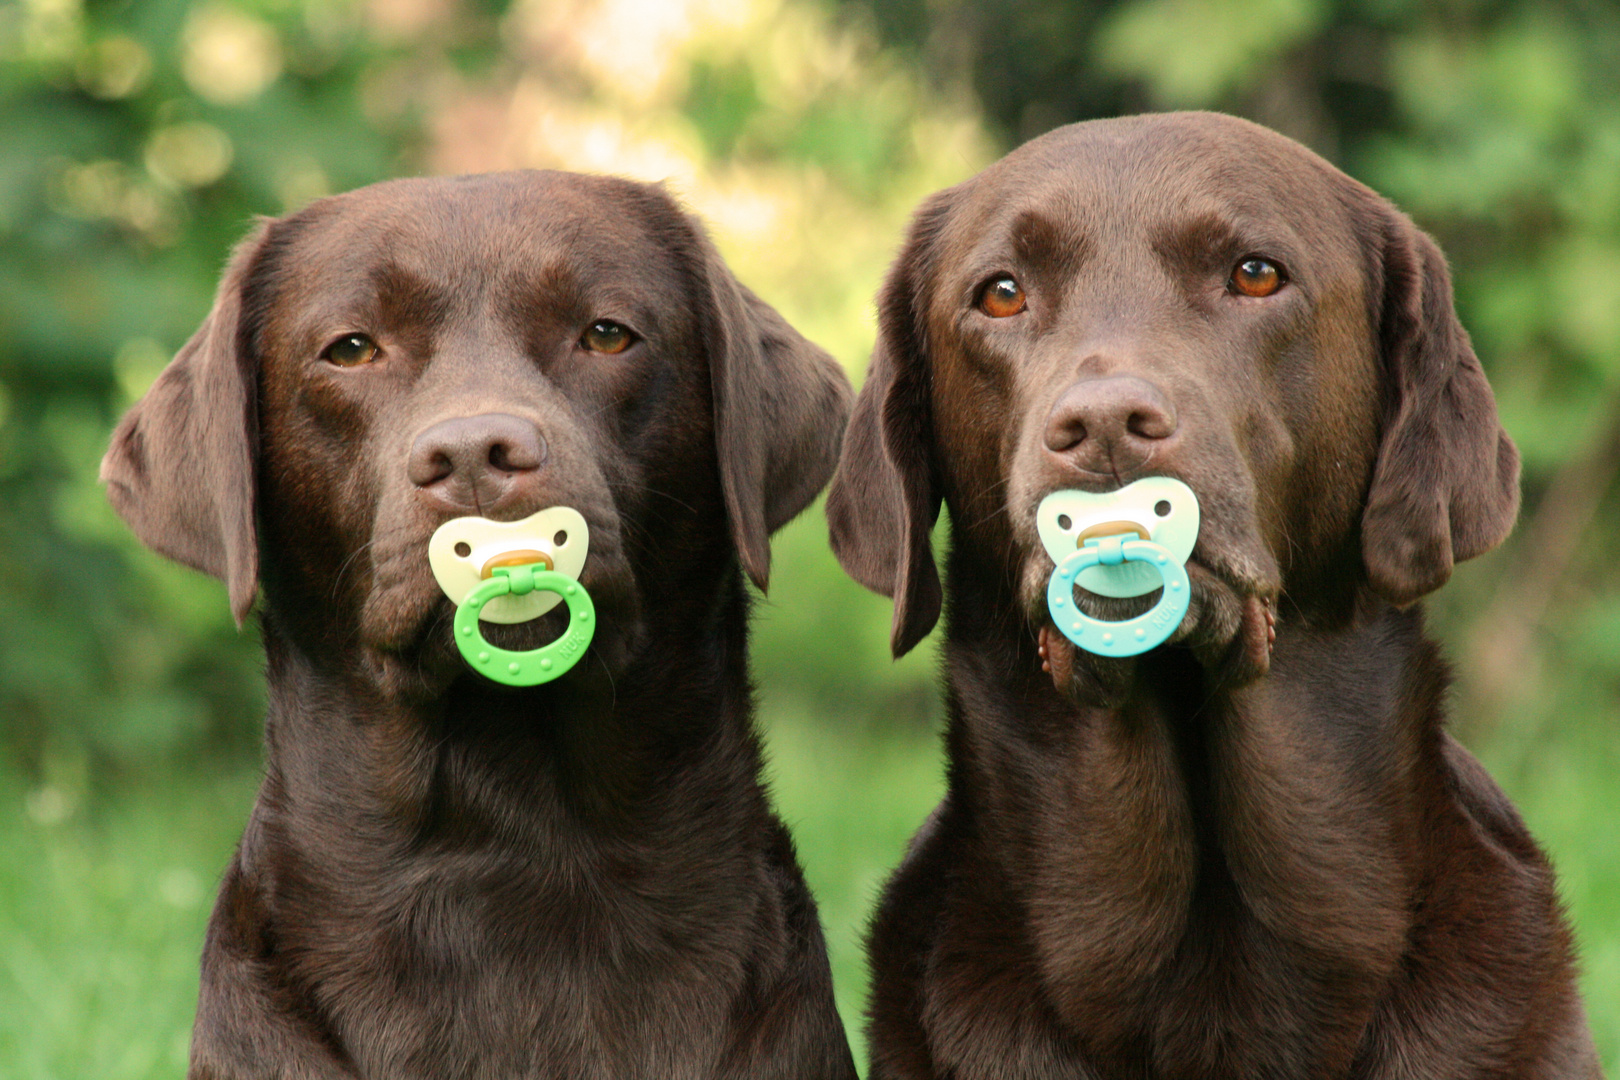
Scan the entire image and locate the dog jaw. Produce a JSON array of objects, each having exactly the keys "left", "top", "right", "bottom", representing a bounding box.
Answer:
[
  {"left": 1027, "top": 550, "right": 1279, "bottom": 704},
  {"left": 351, "top": 504, "right": 640, "bottom": 697}
]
